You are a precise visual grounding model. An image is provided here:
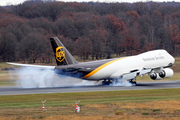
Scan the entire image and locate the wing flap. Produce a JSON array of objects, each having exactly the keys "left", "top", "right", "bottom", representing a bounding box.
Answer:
[
  {"left": 121, "top": 72, "right": 137, "bottom": 80},
  {"left": 139, "top": 69, "right": 152, "bottom": 76}
]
